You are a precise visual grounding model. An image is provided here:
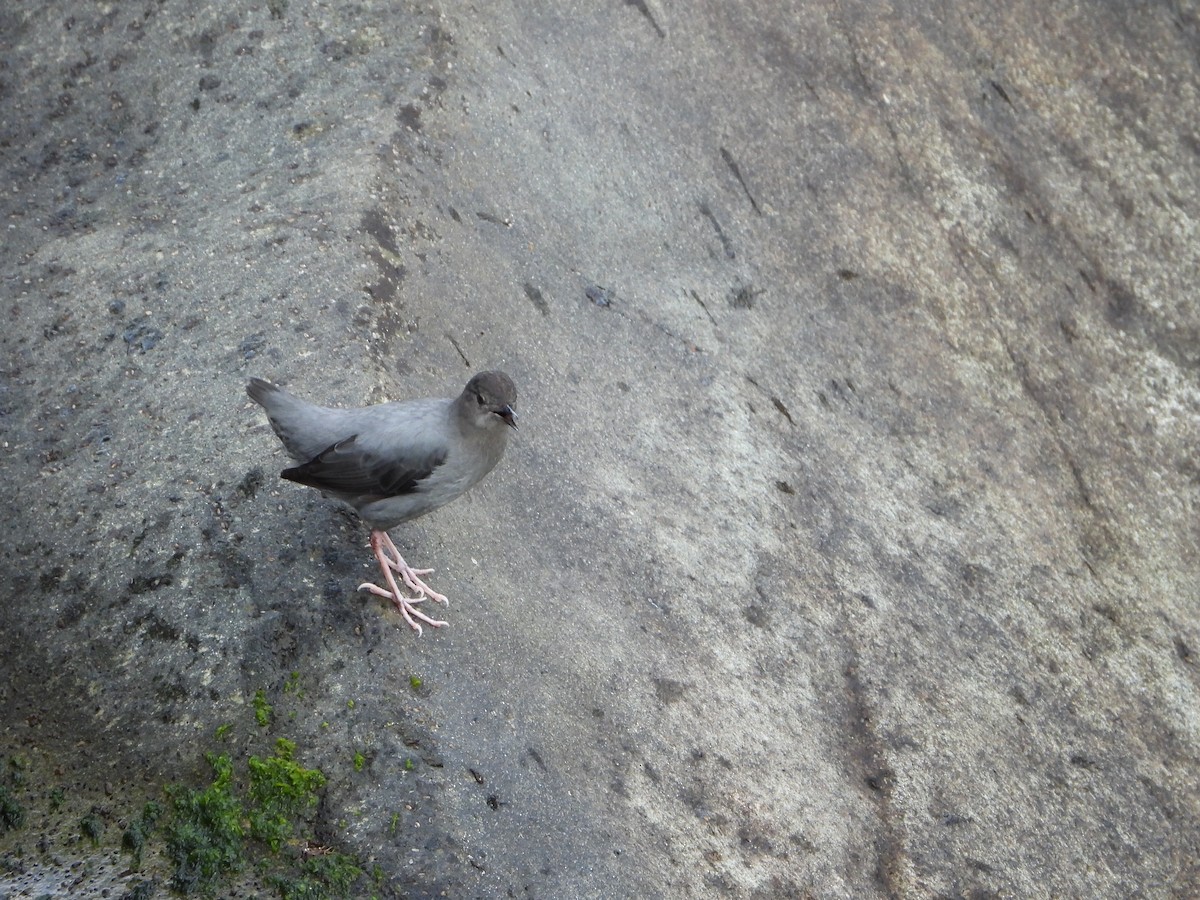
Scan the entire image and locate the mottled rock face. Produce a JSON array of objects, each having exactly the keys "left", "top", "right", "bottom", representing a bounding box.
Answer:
[{"left": 2, "top": 1, "right": 1198, "bottom": 898}]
